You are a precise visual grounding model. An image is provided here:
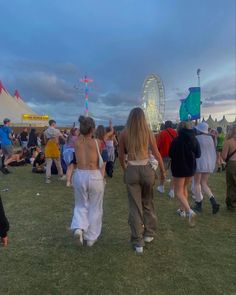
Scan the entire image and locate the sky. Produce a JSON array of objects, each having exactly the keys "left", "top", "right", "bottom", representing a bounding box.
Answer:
[{"left": 0, "top": 0, "right": 235, "bottom": 126}]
